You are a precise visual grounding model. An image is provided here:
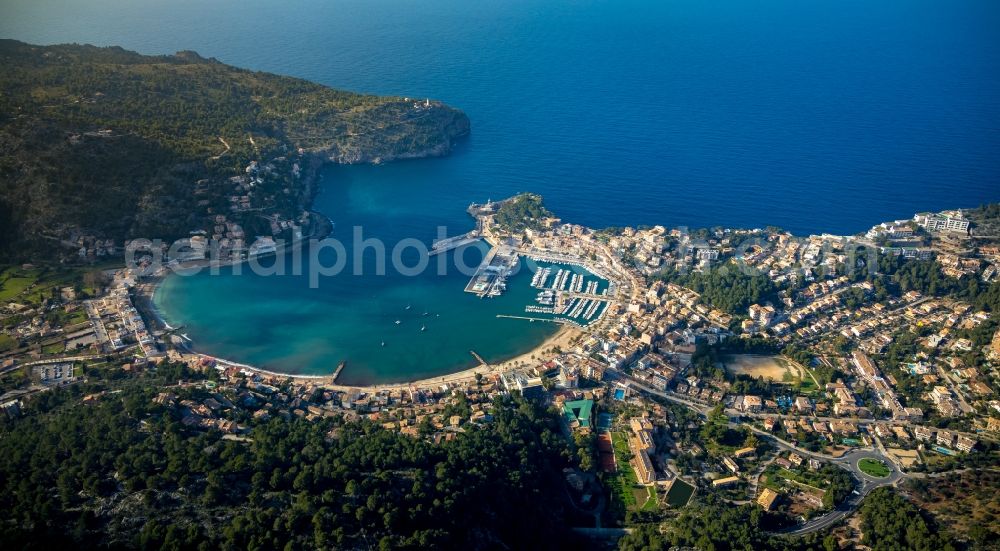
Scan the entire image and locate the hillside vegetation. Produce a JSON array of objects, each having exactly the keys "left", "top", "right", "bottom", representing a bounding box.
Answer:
[
  {"left": 904, "top": 471, "right": 1000, "bottom": 550},
  {"left": 493, "top": 193, "right": 553, "bottom": 233},
  {"left": 0, "top": 40, "right": 469, "bottom": 260},
  {"left": 0, "top": 375, "right": 572, "bottom": 550}
]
